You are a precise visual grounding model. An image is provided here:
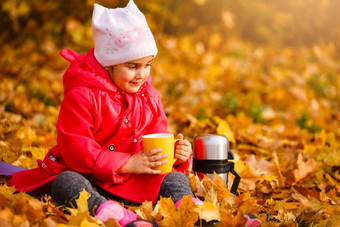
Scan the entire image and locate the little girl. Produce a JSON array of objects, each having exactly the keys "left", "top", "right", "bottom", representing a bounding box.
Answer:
[{"left": 9, "top": 1, "right": 201, "bottom": 226}]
